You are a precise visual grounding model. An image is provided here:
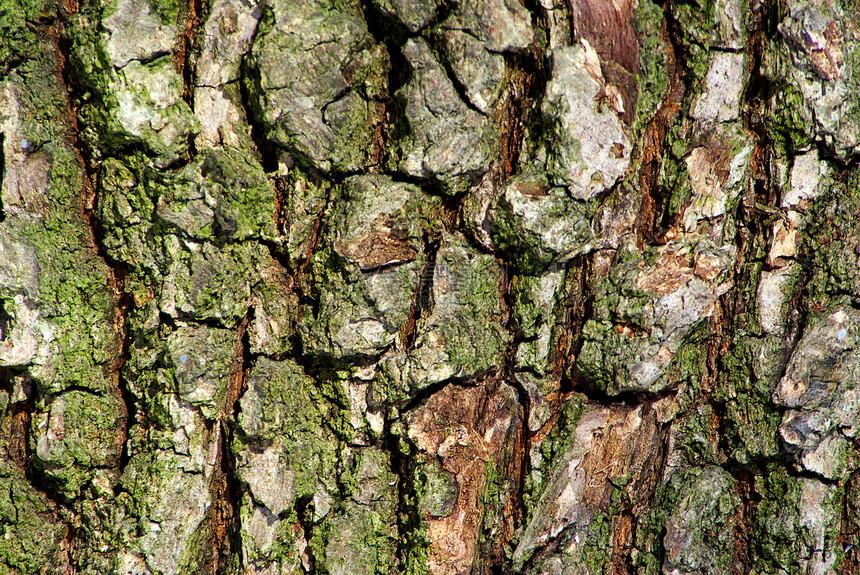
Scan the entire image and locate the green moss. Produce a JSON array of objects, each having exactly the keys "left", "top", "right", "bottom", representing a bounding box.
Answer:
[
  {"left": 800, "top": 172, "right": 860, "bottom": 305},
  {"left": 674, "top": 405, "right": 723, "bottom": 467},
  {"left": 0, "top": 0, "right": 53, "bottom": 65},
  {"left": 670, "top": 0, "right": 718, "bottom": 77},
  {"left": 753, "top": 468, "right": 845, "bottom": 573},
  {"left": 308, "top": 447, "right": 398, "bottom": 575},
  {"left": 765, "top": 82, "right": 808, "bottom": 153},
  {"left": 177, "top": 515, "right": 218, "bottom": 575},
  {"left": 1, "top": 54, "right": 121, "bottom": 399},
  {"left": 0, "top": 473, "right": 69, "bottom": 574},
  {"left": 404, "top": 535, "right": 431, "bottom": 575},
  {"left": 234, "top": 359, "right": 343, "bottom": 499},
  {"left": 245, "top": 4, "right": 388, "bottom": 174},
  {"left": 671, "top": 323, "right": 709, "bottom": 383},
  {"left": 435, "top": 250, "right": 509, "bottom": 374},
  {"left": 523, "top": 395, "right": 585, "bottom": 510},
  {"left": 660, "top": 467, "right": 741, "bottom": 574},
  {"left": 489, "top": 206, "right": 544, "bottom": 273},
  {"left": 149, "top": 0, "right": 187, "bottom": 25},
  {"left": 509, "top": 270, "right": 563, "bottom": 343},
  {"left": 632, "top": 0, "right": 671, "bottom": 136},
  {"left": 265, "top": 509, "right": 306, "bottom": 571},
  {"left": 661, "top": 156, "right": 694, "bottom": 219},
  {"left": 724, "top": 396, "right": 780, "bottom": 462},
  {"left": 68, "top": 34, "right": 197, "bottom": 161}
]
